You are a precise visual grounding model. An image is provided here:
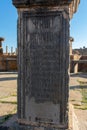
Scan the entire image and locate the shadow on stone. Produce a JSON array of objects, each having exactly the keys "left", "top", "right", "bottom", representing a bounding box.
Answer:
[
  {"left": 0, "top": 77, "right": 17, "bottom": 81},
  {"left": 0, "top": 126, "right": 9, "bottom": 130}
]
